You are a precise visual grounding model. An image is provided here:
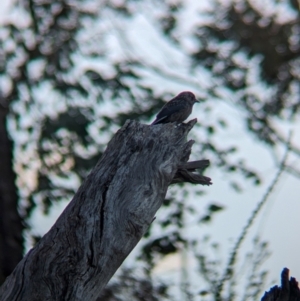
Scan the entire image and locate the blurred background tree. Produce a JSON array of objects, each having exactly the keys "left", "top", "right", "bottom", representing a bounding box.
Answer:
[{"left": 0, "top": 0, "right": 299, "bottom": 299}]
